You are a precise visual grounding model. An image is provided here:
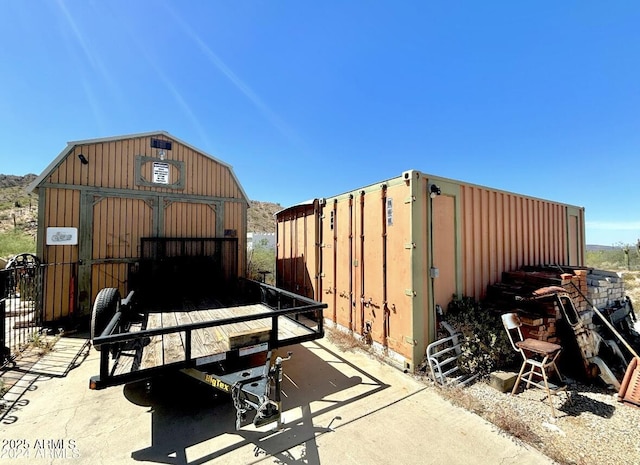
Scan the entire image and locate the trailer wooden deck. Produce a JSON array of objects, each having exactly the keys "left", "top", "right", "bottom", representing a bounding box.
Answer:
[{"left": 110, "top": 303, "right": 316, "bottom": 377}]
